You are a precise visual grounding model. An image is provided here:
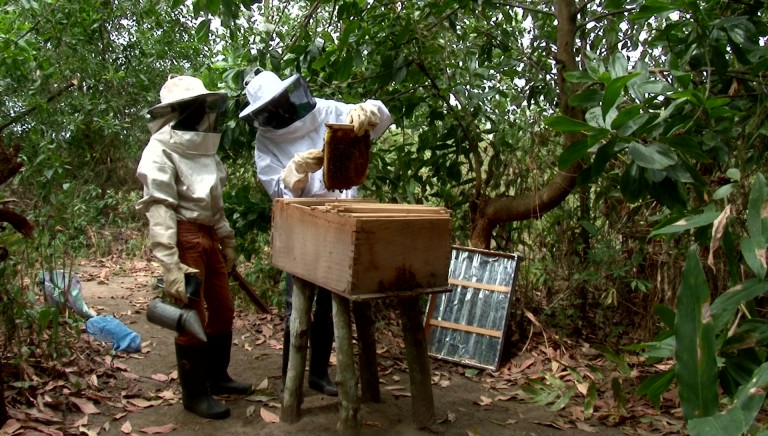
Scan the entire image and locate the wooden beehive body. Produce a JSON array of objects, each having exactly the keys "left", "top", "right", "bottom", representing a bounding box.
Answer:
[{"left": 270, "top": 198, "right": 452, "bottom": 298}]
